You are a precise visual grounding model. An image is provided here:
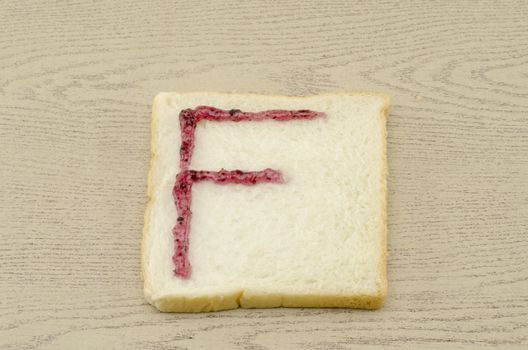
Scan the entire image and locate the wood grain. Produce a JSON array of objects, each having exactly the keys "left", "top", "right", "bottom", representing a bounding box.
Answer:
[{"left": 1, "top": 0, "right": 527, "bottom": 348}]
